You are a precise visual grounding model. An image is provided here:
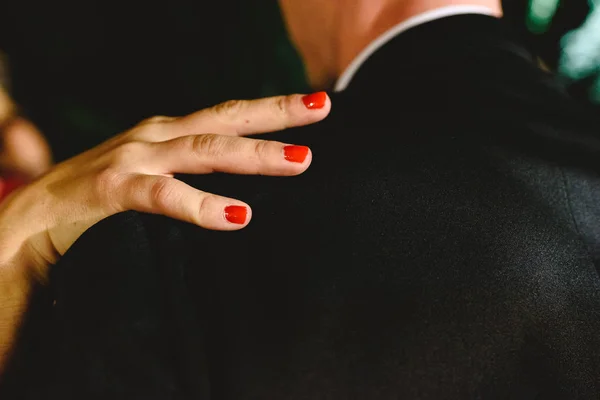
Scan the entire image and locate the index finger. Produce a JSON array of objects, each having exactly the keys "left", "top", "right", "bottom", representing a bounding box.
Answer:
[{"left": 169, "top": 92, "right": 331, "bottom": 137}]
